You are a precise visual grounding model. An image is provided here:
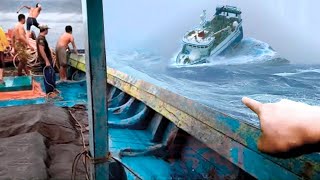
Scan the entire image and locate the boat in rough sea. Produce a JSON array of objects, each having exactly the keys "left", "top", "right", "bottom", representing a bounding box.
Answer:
[{"left": 176, "top": 5, "right": 244, "bottom": 65}]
